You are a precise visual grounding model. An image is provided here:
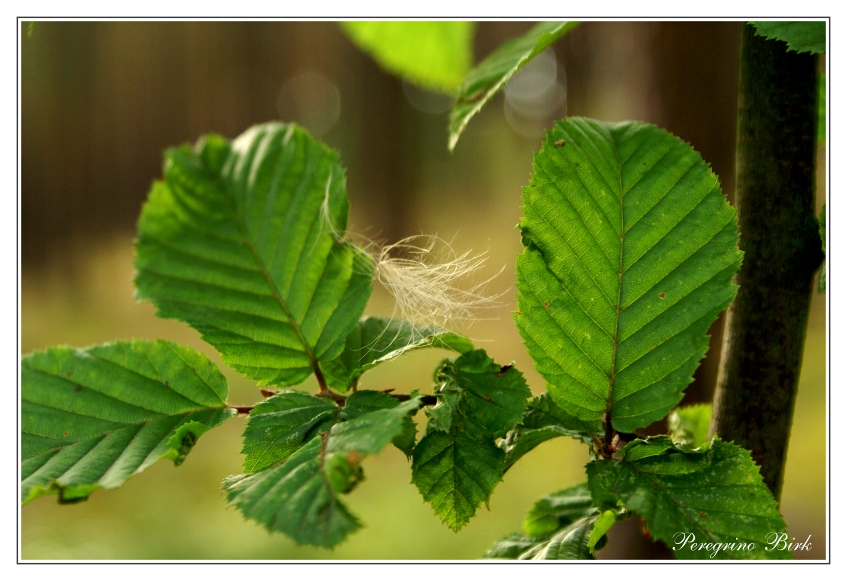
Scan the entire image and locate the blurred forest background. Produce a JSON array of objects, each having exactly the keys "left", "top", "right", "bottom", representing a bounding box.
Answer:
[{"left": 20, "top": 20, "right": 826, "bottom": 560}]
